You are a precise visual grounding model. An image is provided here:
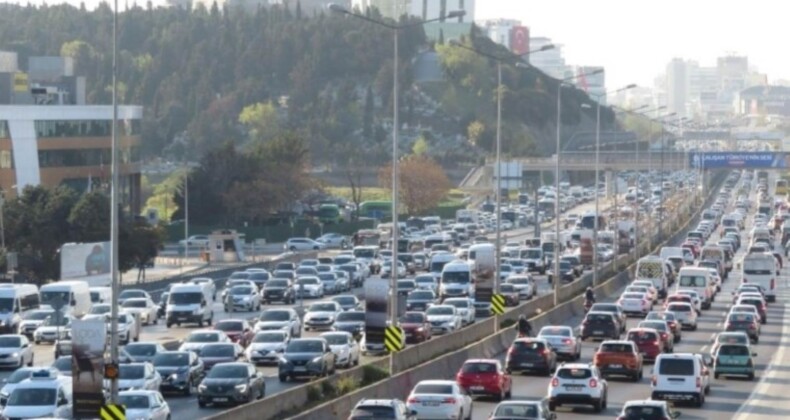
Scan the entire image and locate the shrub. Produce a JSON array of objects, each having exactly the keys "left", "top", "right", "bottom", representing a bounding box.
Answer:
[
  {"left": 500, "top": 318, "right": 516, "bottom": 329},
  {"left": 361, "top": 364, "right": 390, "bottom": 386},
  {"left": 334, "top": 375, "right": 359, "bottom": 395}
]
